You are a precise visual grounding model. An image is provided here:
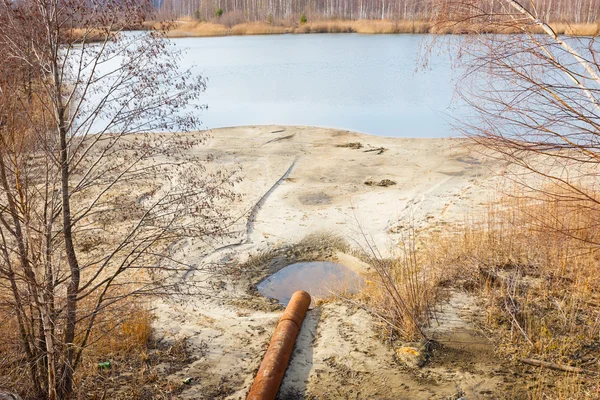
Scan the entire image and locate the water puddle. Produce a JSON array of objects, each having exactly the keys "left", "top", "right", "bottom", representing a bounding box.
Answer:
[{"left": 257, "top": 261, "right": 364, "bottom": 306}]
